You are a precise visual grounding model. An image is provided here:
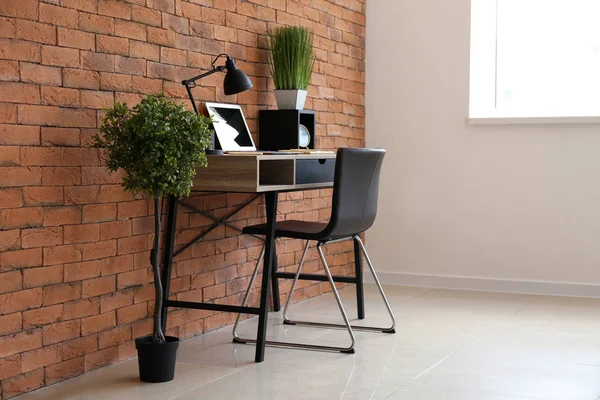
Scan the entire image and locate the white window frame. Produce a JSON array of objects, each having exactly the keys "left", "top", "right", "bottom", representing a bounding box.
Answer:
[{"left": 468, "top": 0, "right": 600, "bottom": 125}]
